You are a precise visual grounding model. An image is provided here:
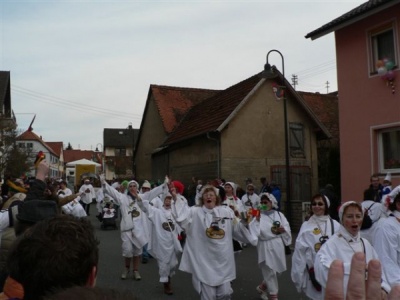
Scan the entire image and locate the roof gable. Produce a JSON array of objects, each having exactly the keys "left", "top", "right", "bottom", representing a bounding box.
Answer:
[
  {"left": 162, "top": 71, "right": 332, "bottom": 146},
  {"left": 46, "top": 142, "right": 63, "bottom": 156},
  {"left": 299, "top": 91, "right": 339, "bottom": 142},
  {"left": 103, "top": 128, "right": 138, "bottom": 148},
  {"left": 162, "top": 73, "right": 262, "bottom": 145},
  {"left": 17, "top": 130, "right": 59, "bottom": 157},
  {"left": 151, "top": 85, "right": 221, "bottom": 134},
  {"left": 63, "top": 149, "right": 95, "bottom": 163},
  {"left": 306, "top": 0, "right": 400, "bottom": 40}
]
